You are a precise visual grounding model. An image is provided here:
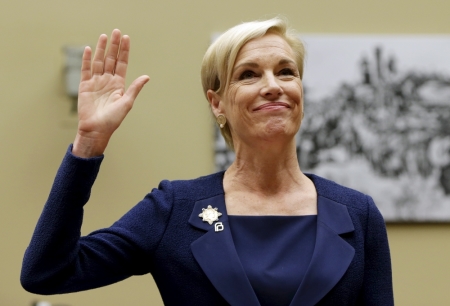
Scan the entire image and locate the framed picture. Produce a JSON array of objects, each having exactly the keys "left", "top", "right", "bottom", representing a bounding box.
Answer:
[{"left": 214, "top": 34, "right": 450, "bottom": 222}]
